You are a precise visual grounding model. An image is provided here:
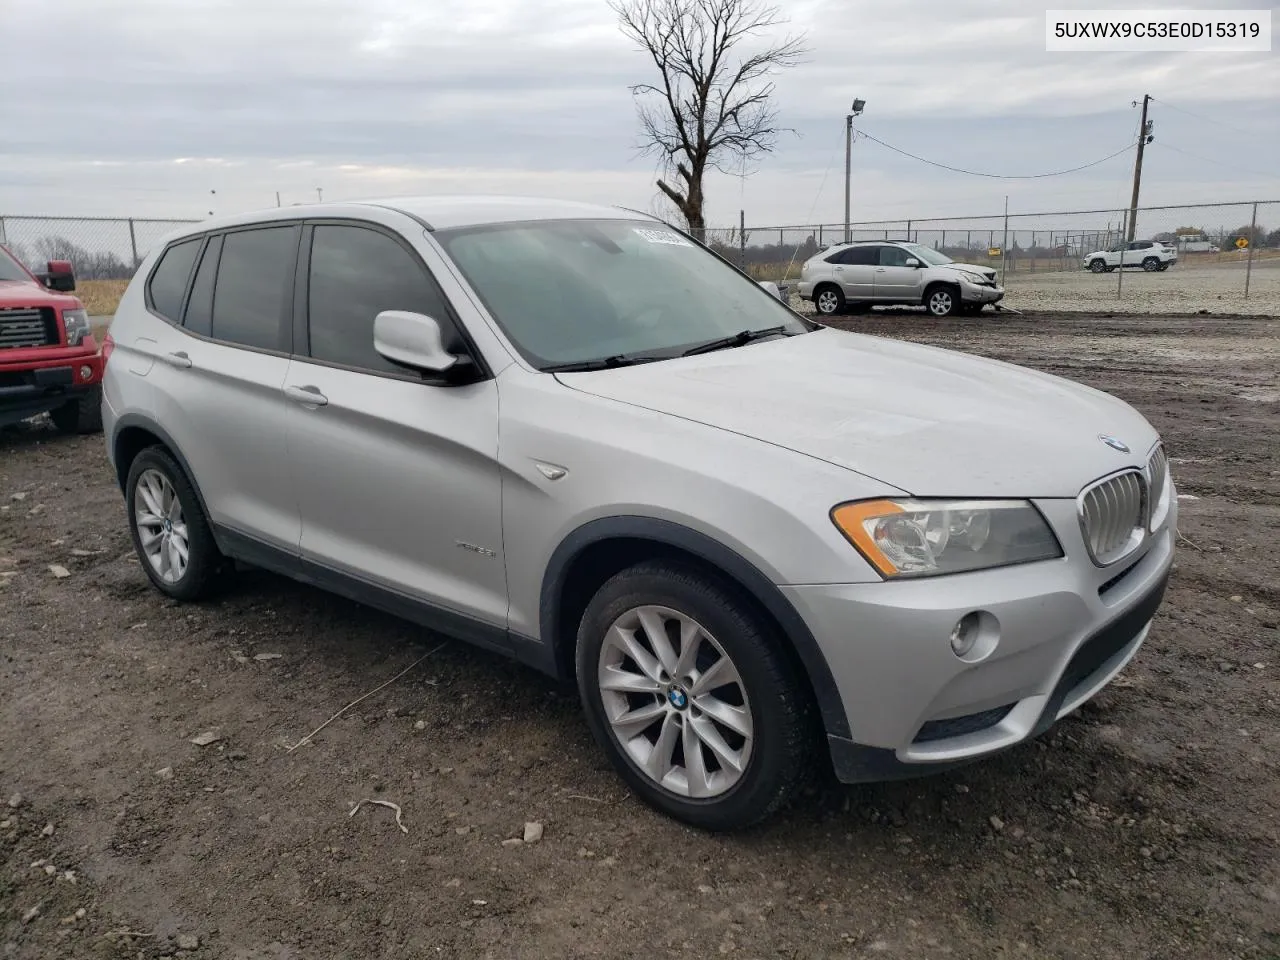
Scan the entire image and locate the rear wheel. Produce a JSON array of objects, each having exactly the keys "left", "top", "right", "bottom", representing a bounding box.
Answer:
[
  {"left": 576, "top": 562, "right": 814, "bottom": 831},
  {"left": 125, "top": 447, "right": 226, "bottom": 601},
  {"left": 50, "top": 385, "right": 103, "bottom": 435},
  {"left": 1142, "top": 257, "right": 1160, "bottom": 272},
  {"left": 925, "top": 284, "right": 960, "bottom": 317},
  {"left": 813, "top": 285, "right": 844, "bottom": 316},
  {"left": 1158, "top": 262, "right": 1172, "bottom": 271}
]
